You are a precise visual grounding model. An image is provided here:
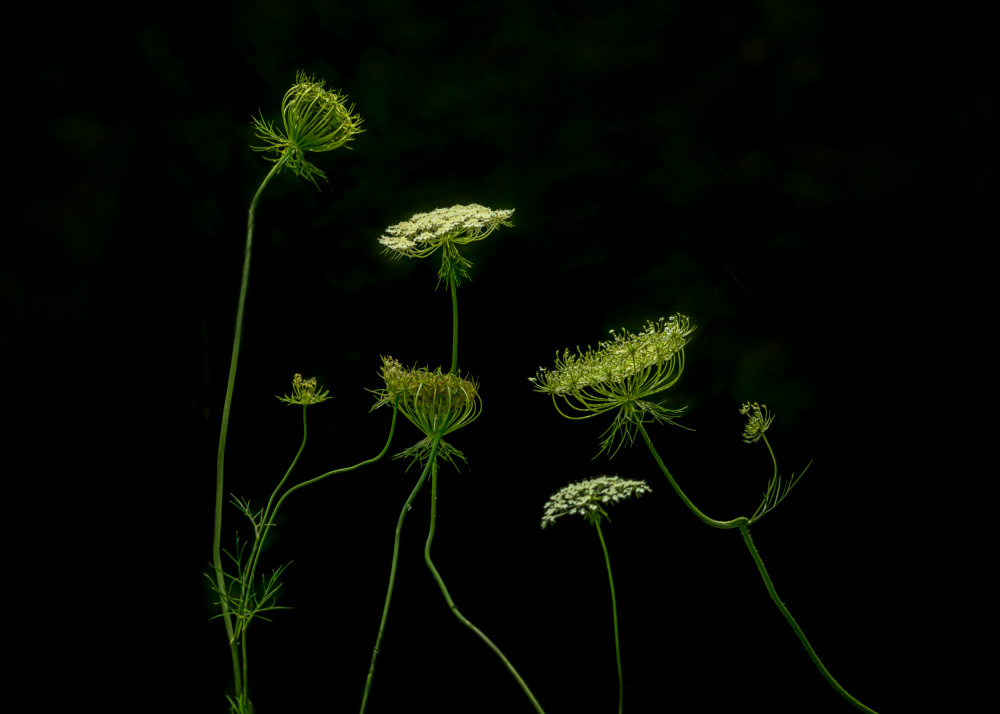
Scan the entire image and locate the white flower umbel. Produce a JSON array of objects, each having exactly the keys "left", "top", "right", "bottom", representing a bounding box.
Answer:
[
  {"left": 541, "top": 475, "right": 651, "bottom": 528},
  {"left": 379, "top": 204, "right": 515, "bottom": 258},
  {"left": 542, "top": 475, "right": 650, "bottom": 713},
  {"left": 531, "top": 314, "right": 696, "bottom": 456},
  {"left": 378, "top": 204, "right": 515, "bottom": 287}
]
